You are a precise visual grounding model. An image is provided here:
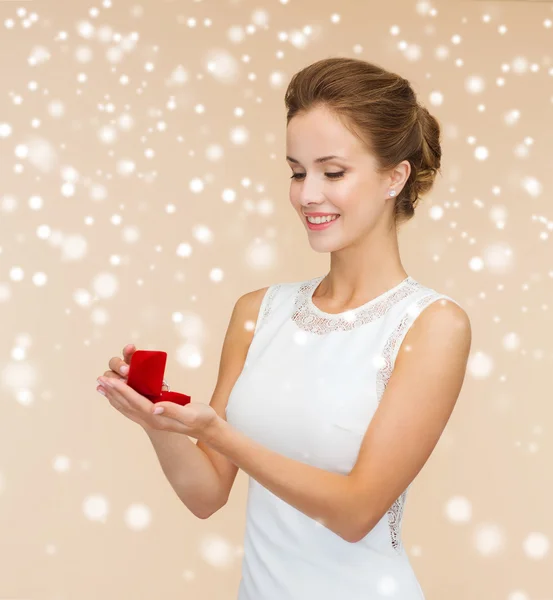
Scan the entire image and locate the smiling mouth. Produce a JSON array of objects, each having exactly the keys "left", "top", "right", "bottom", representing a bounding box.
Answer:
[{"left": 305, "top": 215, "right": 341, "bottom": 228}]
